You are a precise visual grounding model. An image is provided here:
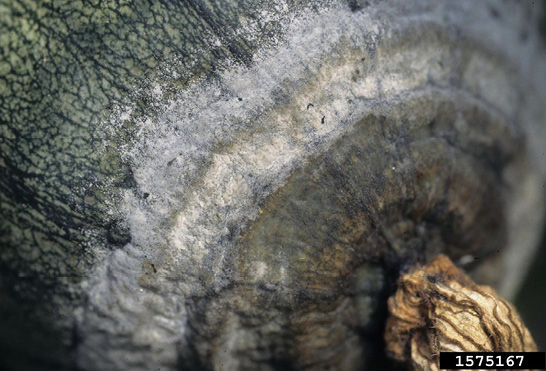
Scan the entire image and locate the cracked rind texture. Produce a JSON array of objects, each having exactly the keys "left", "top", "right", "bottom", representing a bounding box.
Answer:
[
  {"left": 385, "top": 254, "right": 537, "bottom": 371},
  {"left": 1, "top": 0, "right": 546, "bottom": 370}
]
